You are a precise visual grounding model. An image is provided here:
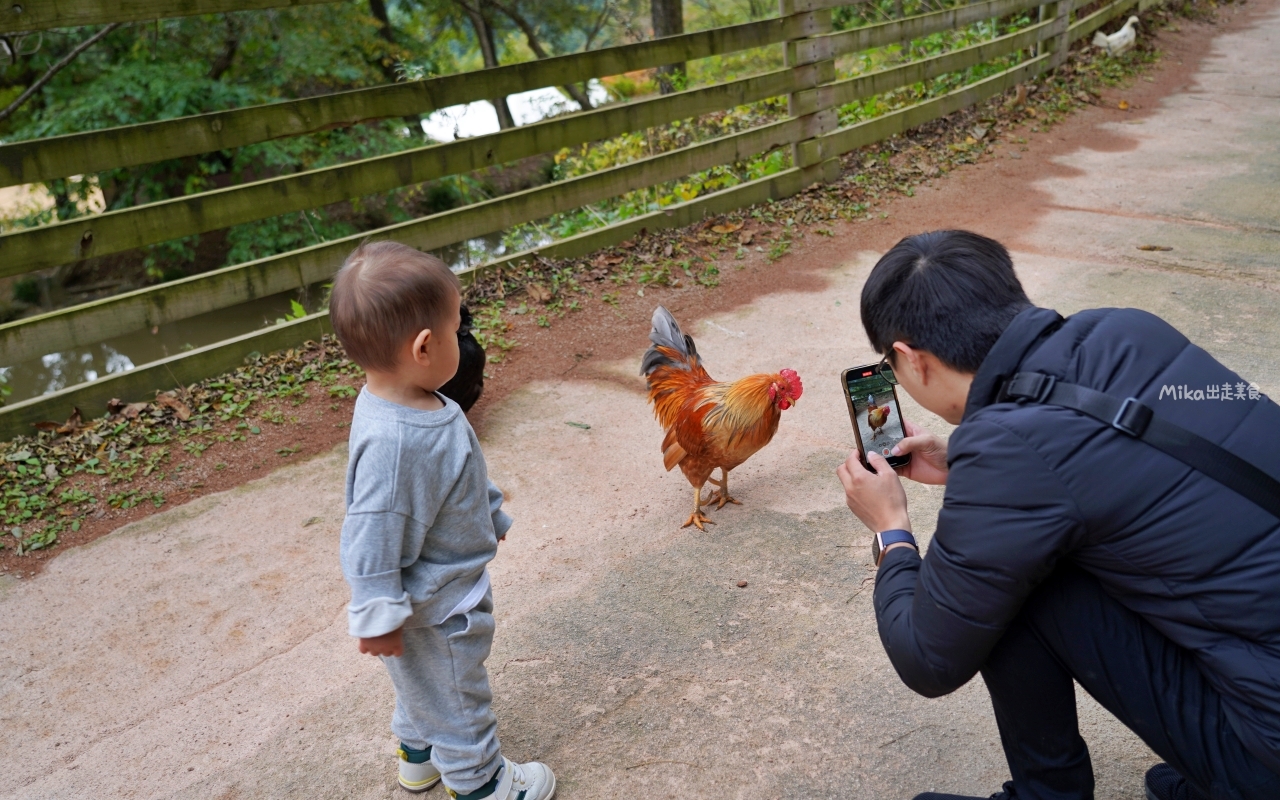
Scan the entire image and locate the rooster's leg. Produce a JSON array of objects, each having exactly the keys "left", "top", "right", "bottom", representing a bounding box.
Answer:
[
  {"left": 683, "top": 485, "right": 715, "bottom": 531},
  {"left": 702, "top": 468, "right": 742, "bottom": 510}
]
